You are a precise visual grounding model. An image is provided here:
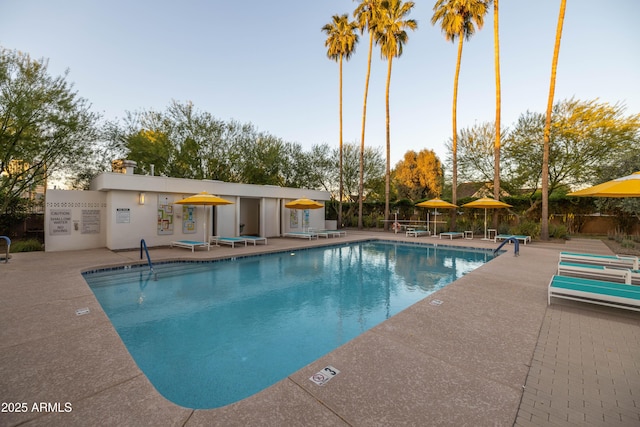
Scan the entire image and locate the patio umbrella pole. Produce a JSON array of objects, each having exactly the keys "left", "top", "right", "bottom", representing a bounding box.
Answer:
[{"left": 482, "top": 208, "right": 488, "bottom": 240}]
